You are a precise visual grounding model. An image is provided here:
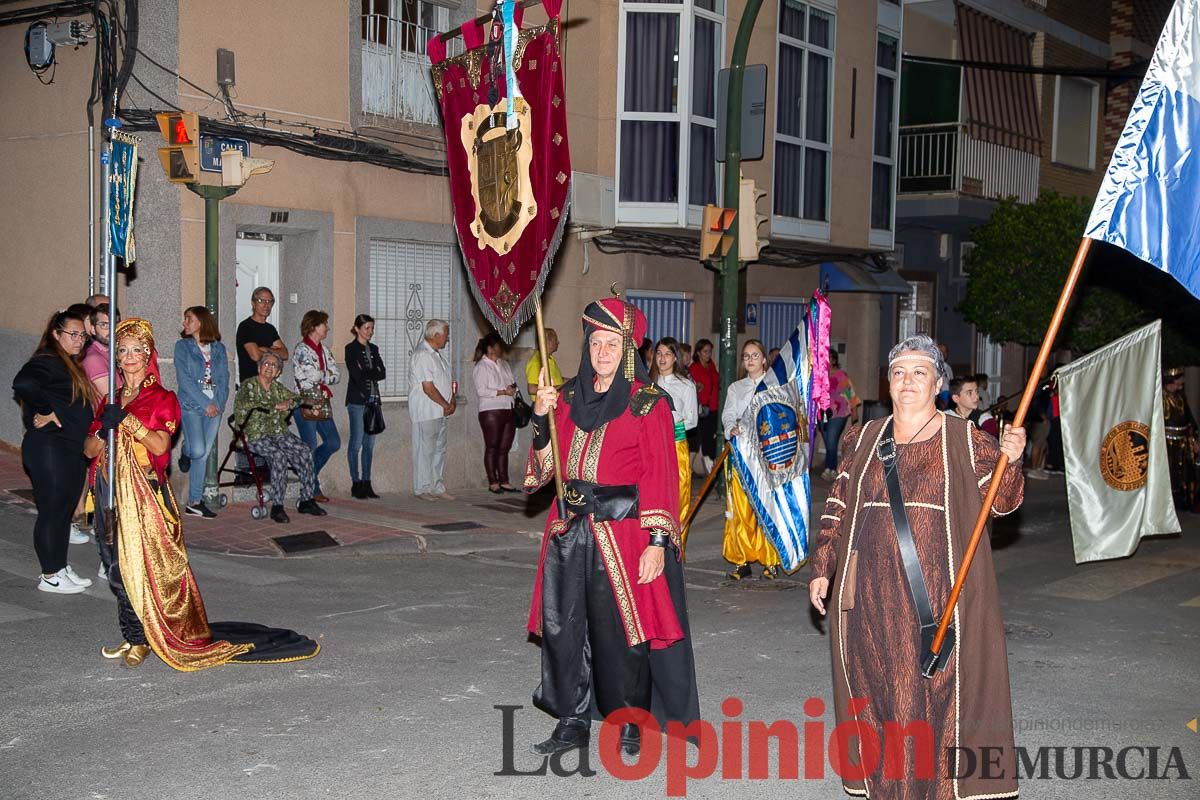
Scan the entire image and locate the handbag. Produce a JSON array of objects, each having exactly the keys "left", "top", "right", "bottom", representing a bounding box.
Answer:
[
  {"left": 512, "top": 390, "right": 533, "bottom": 429},
  {"left": 362, "top": 376, "right": 386, "bottom": 435},
  {"left": 299, "top": 388, "right": 332, "bottom": 421},
  {"left": 363, "top": 399, "right": 386, "bottom": 435}
]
